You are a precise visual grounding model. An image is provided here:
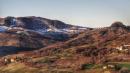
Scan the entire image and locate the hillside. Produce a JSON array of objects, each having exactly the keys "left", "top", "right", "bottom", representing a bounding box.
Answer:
[
  {"left": 22, "top": 22, "right": 130, "bottom": 73},
  {"left": 0, "top": 18, "right": 130, "bottom": 73},
  {"left": 0, "top": 16, "right": 87, "bottom": 57}
]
